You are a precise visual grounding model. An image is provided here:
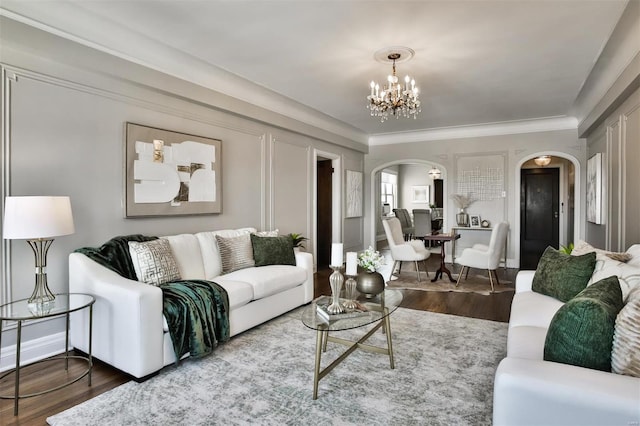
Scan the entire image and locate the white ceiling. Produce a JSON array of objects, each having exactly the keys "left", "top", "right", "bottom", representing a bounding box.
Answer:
[{"left": 0, "top": 1, "right": 629, "bottom": 138}]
